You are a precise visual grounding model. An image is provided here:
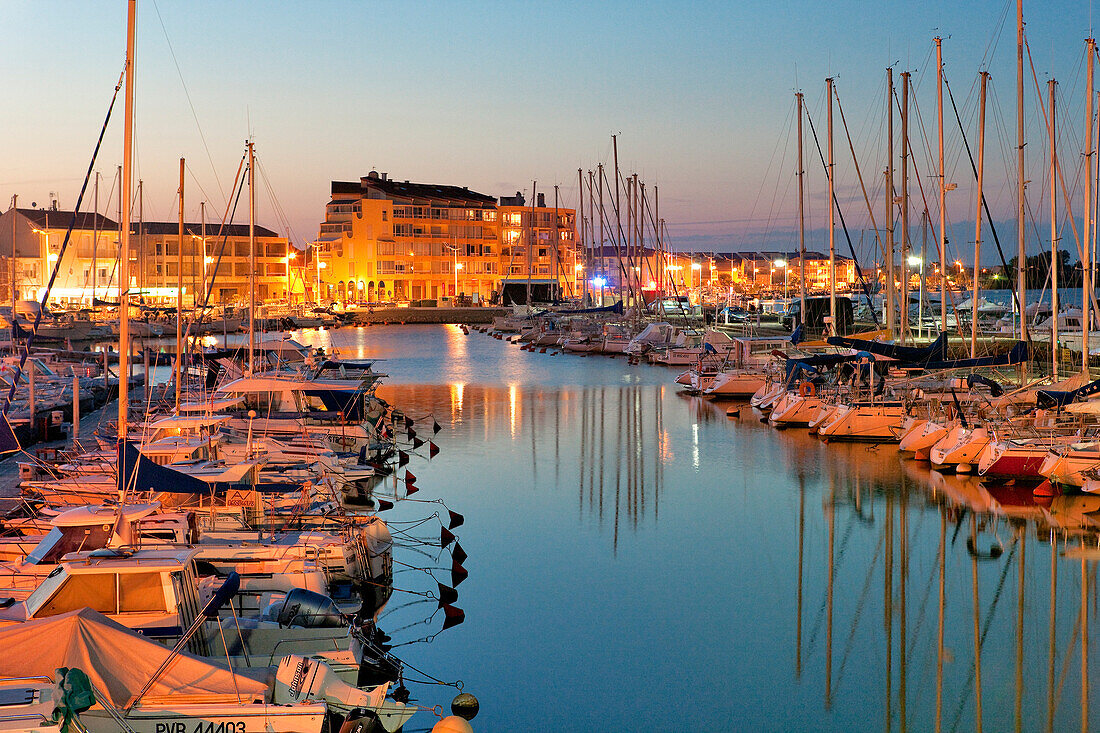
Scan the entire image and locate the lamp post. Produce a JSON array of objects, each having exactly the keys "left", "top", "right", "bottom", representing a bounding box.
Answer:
[
  {"left": 574, "top": 263, "right": 583, "bottom": 298},
  {"left": 774, "top": 259, "right": 788, "bottom": 300},
  {"left": 285, "top": 250, "right": 296, "bottom": 303},
  {"left": 454, "top": 262, "right": 463, "bottom": 298},
  {"left": 691, "top": 262, "right": 702, "bottom": 292},
  {"left": 908, "top": 255, "right": 923, "bottom": 337}
]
